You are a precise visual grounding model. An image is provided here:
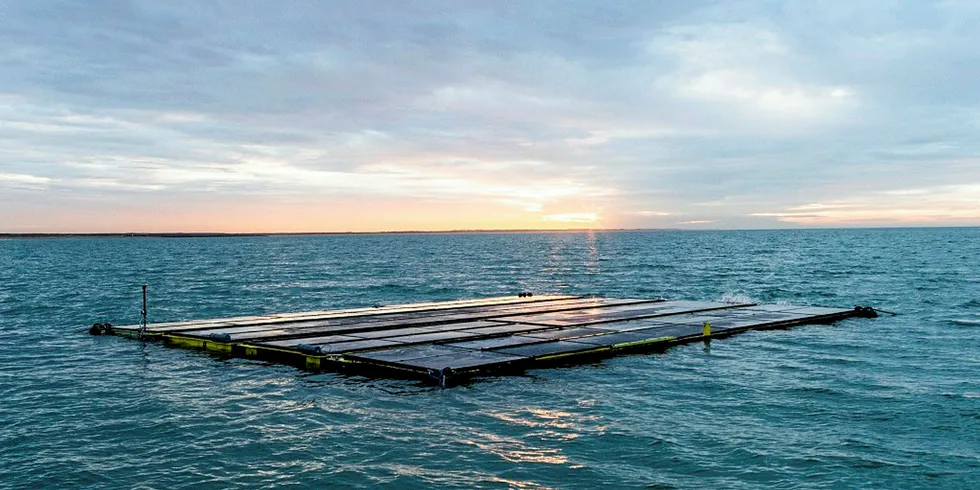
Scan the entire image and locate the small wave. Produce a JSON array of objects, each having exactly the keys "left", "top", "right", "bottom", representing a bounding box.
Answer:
[
  {"left": 719, "top": 293, "right": 754, "bottom": 304},
  {"left": 948, "top": 319, "right": 980, "bottom": 326},
  {"left": 940, "top": 392, "right": 980, "bottom": 399}
]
